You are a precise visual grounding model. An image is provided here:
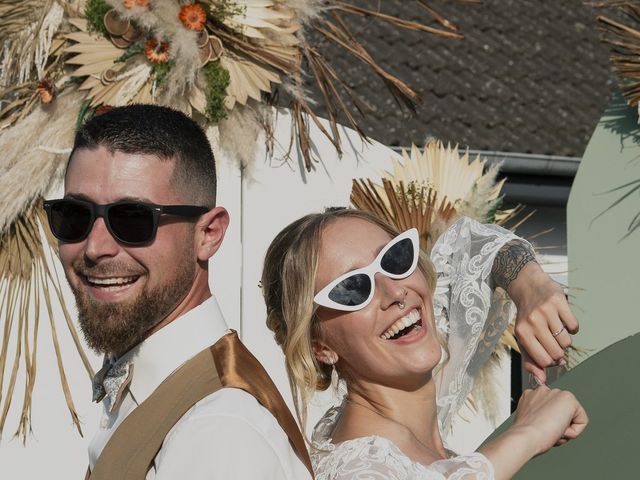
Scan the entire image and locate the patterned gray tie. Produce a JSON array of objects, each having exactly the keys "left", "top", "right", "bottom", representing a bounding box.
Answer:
[{"left": 92, "top": 357, "right": 134, "bottom": 413}]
